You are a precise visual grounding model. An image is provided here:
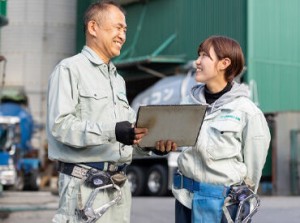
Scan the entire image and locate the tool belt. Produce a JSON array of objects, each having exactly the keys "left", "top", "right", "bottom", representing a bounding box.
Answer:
[
  {"left": 173, "top": 172, "right": 259, "bottom": 223},
  {"left": 58, "top": 162, "right": 128, "bottom": 223},
  {"left": 58, "top": 161, "right": 128, "bottom": 189},
  {"left": 173, "top": 172, "right": 229, "bottom": 195},
  {"left": 58, "top": 161, "right": 127, "bottom": 178}
]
